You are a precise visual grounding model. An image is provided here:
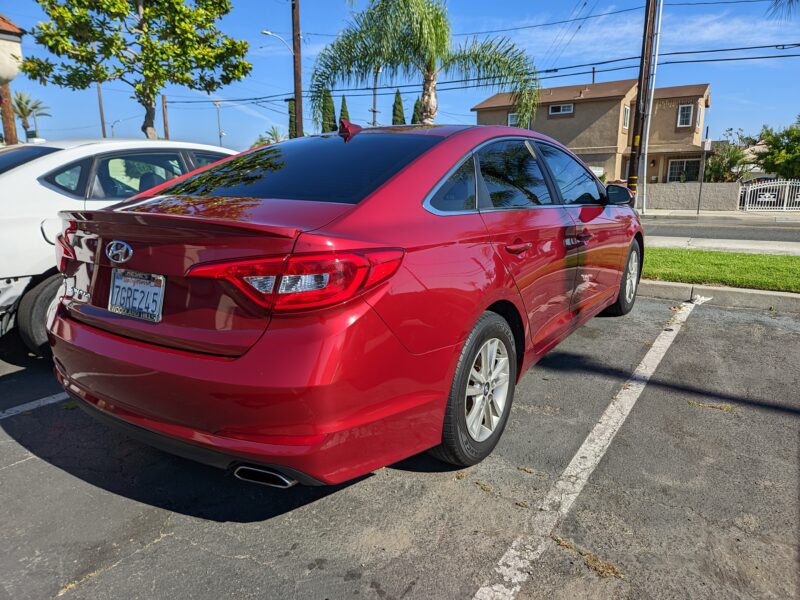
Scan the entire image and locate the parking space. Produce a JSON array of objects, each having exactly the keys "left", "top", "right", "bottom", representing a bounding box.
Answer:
[{"left": 1, "top": 298, "right": 797, "bottom": 599}]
